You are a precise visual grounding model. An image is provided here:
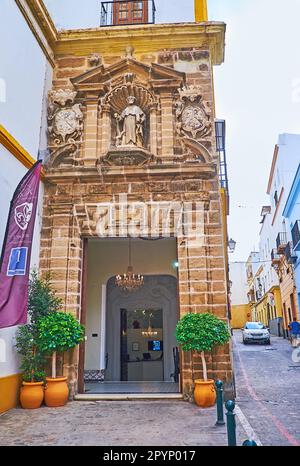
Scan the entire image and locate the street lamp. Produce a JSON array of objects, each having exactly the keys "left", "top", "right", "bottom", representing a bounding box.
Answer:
[{"left": 228, "top": 238, "right": 236, "bottom": 253}]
